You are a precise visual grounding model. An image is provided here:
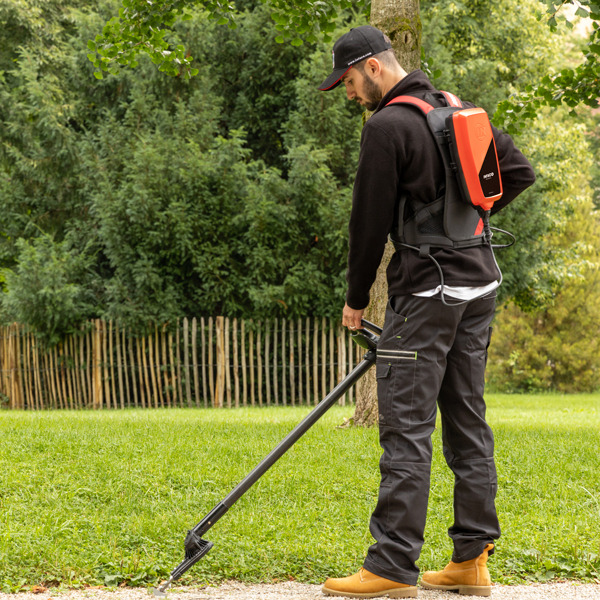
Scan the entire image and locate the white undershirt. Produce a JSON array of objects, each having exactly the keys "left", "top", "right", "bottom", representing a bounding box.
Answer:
[{"left": 413, "top": 280, "right": 499, "bottom": 301}]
